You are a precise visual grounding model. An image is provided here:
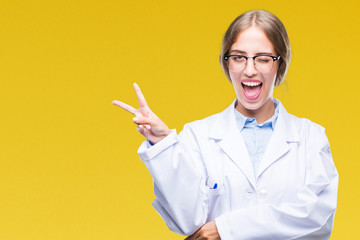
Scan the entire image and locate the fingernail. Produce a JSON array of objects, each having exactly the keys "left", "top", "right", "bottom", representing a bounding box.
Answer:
[
  {"left": 145, "top": 125, "right": 151, "bottom": 130},
  {"left": 133, "top": 117, "right": 138, "bottom": 122}
]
